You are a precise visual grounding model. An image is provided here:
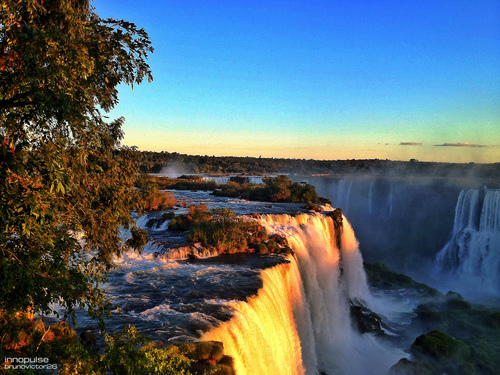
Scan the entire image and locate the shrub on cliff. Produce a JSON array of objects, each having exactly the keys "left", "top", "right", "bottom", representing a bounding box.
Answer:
[
  {"left": 411, "top": 330, "right": 471, "bottom": 372},
  {"left": 363, "top": 262, "right": 442, "bottom": 297}
]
